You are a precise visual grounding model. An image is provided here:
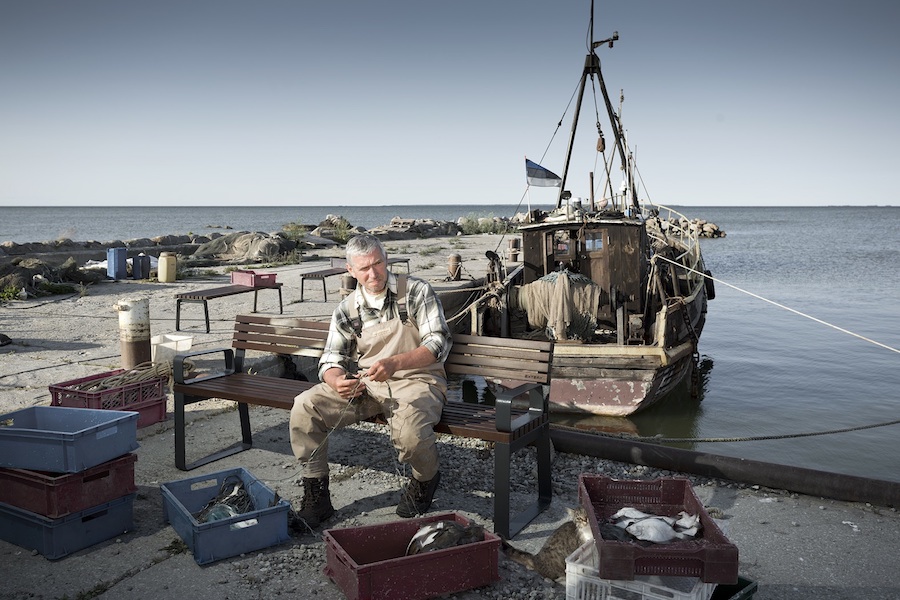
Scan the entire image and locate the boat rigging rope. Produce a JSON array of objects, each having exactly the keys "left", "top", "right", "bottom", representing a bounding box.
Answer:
[
  {"left": 655, "top": 255, "right": 900, "bottom": 356},
  {"left": 553, "top": 418, "right": 900, "bottom": 444}
]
